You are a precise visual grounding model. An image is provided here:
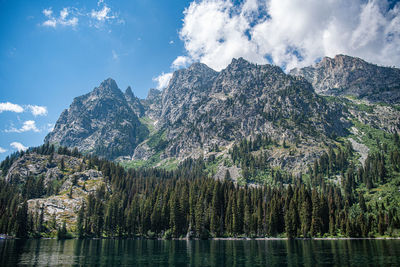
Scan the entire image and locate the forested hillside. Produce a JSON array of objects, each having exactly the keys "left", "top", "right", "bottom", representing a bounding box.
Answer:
[{"left": 1, "top": 133, "right": 400, "bottom": 239}]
